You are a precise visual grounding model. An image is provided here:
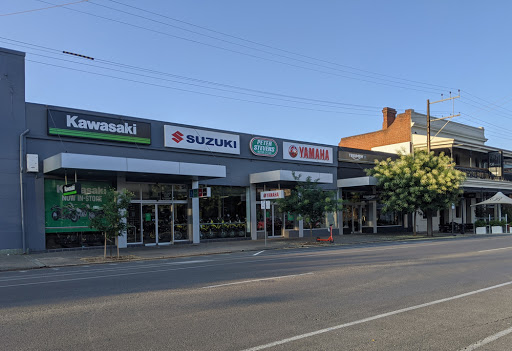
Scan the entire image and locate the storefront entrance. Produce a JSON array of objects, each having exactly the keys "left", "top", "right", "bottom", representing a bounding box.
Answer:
[
  {"left": 257, "top": 202, "right": 284, "bottom": 237},
  {"left": 127, "top": 202, "right": 187, "bottom": 245}
]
